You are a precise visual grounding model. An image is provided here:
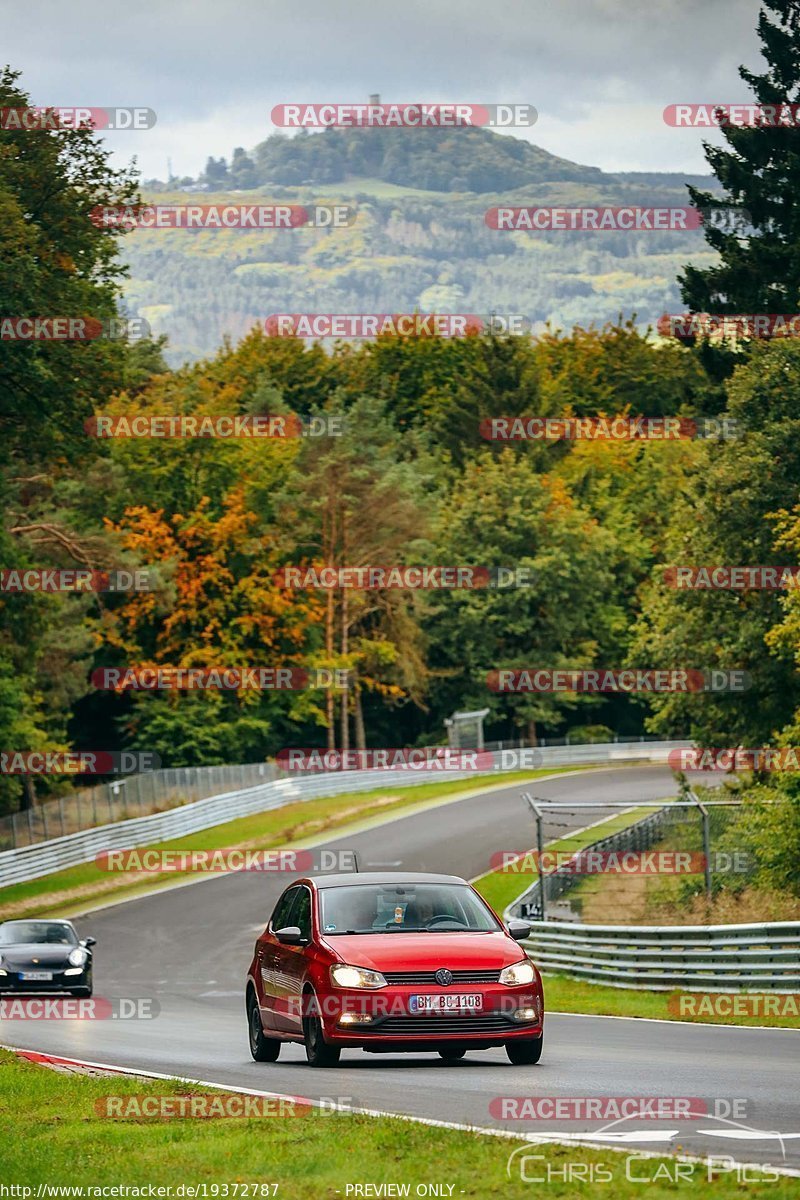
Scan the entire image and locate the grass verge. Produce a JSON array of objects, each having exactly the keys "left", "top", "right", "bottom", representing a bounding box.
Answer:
[
  {"left": 0, "top": 1049, "right": 792, "bottom": 1197},
  {"left": 0, "top": 767, "right": 593, "bottom": 919},
  {"left": 542, "top": 973, "right": 800, "bottom": 1029}
]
